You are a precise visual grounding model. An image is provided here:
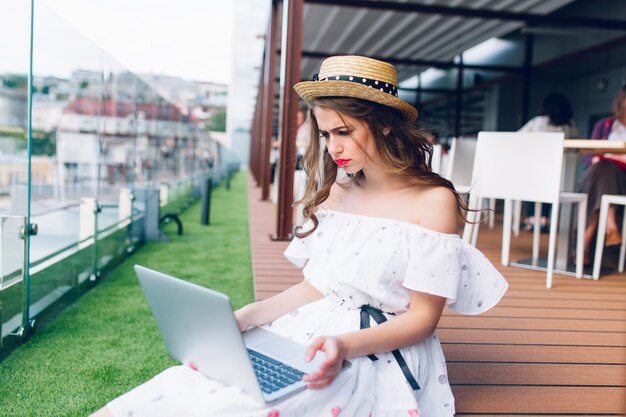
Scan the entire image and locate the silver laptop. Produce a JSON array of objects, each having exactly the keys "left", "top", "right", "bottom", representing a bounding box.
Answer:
[{"left": 134, "top": 264, "right": 328, "bottom": 404}]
